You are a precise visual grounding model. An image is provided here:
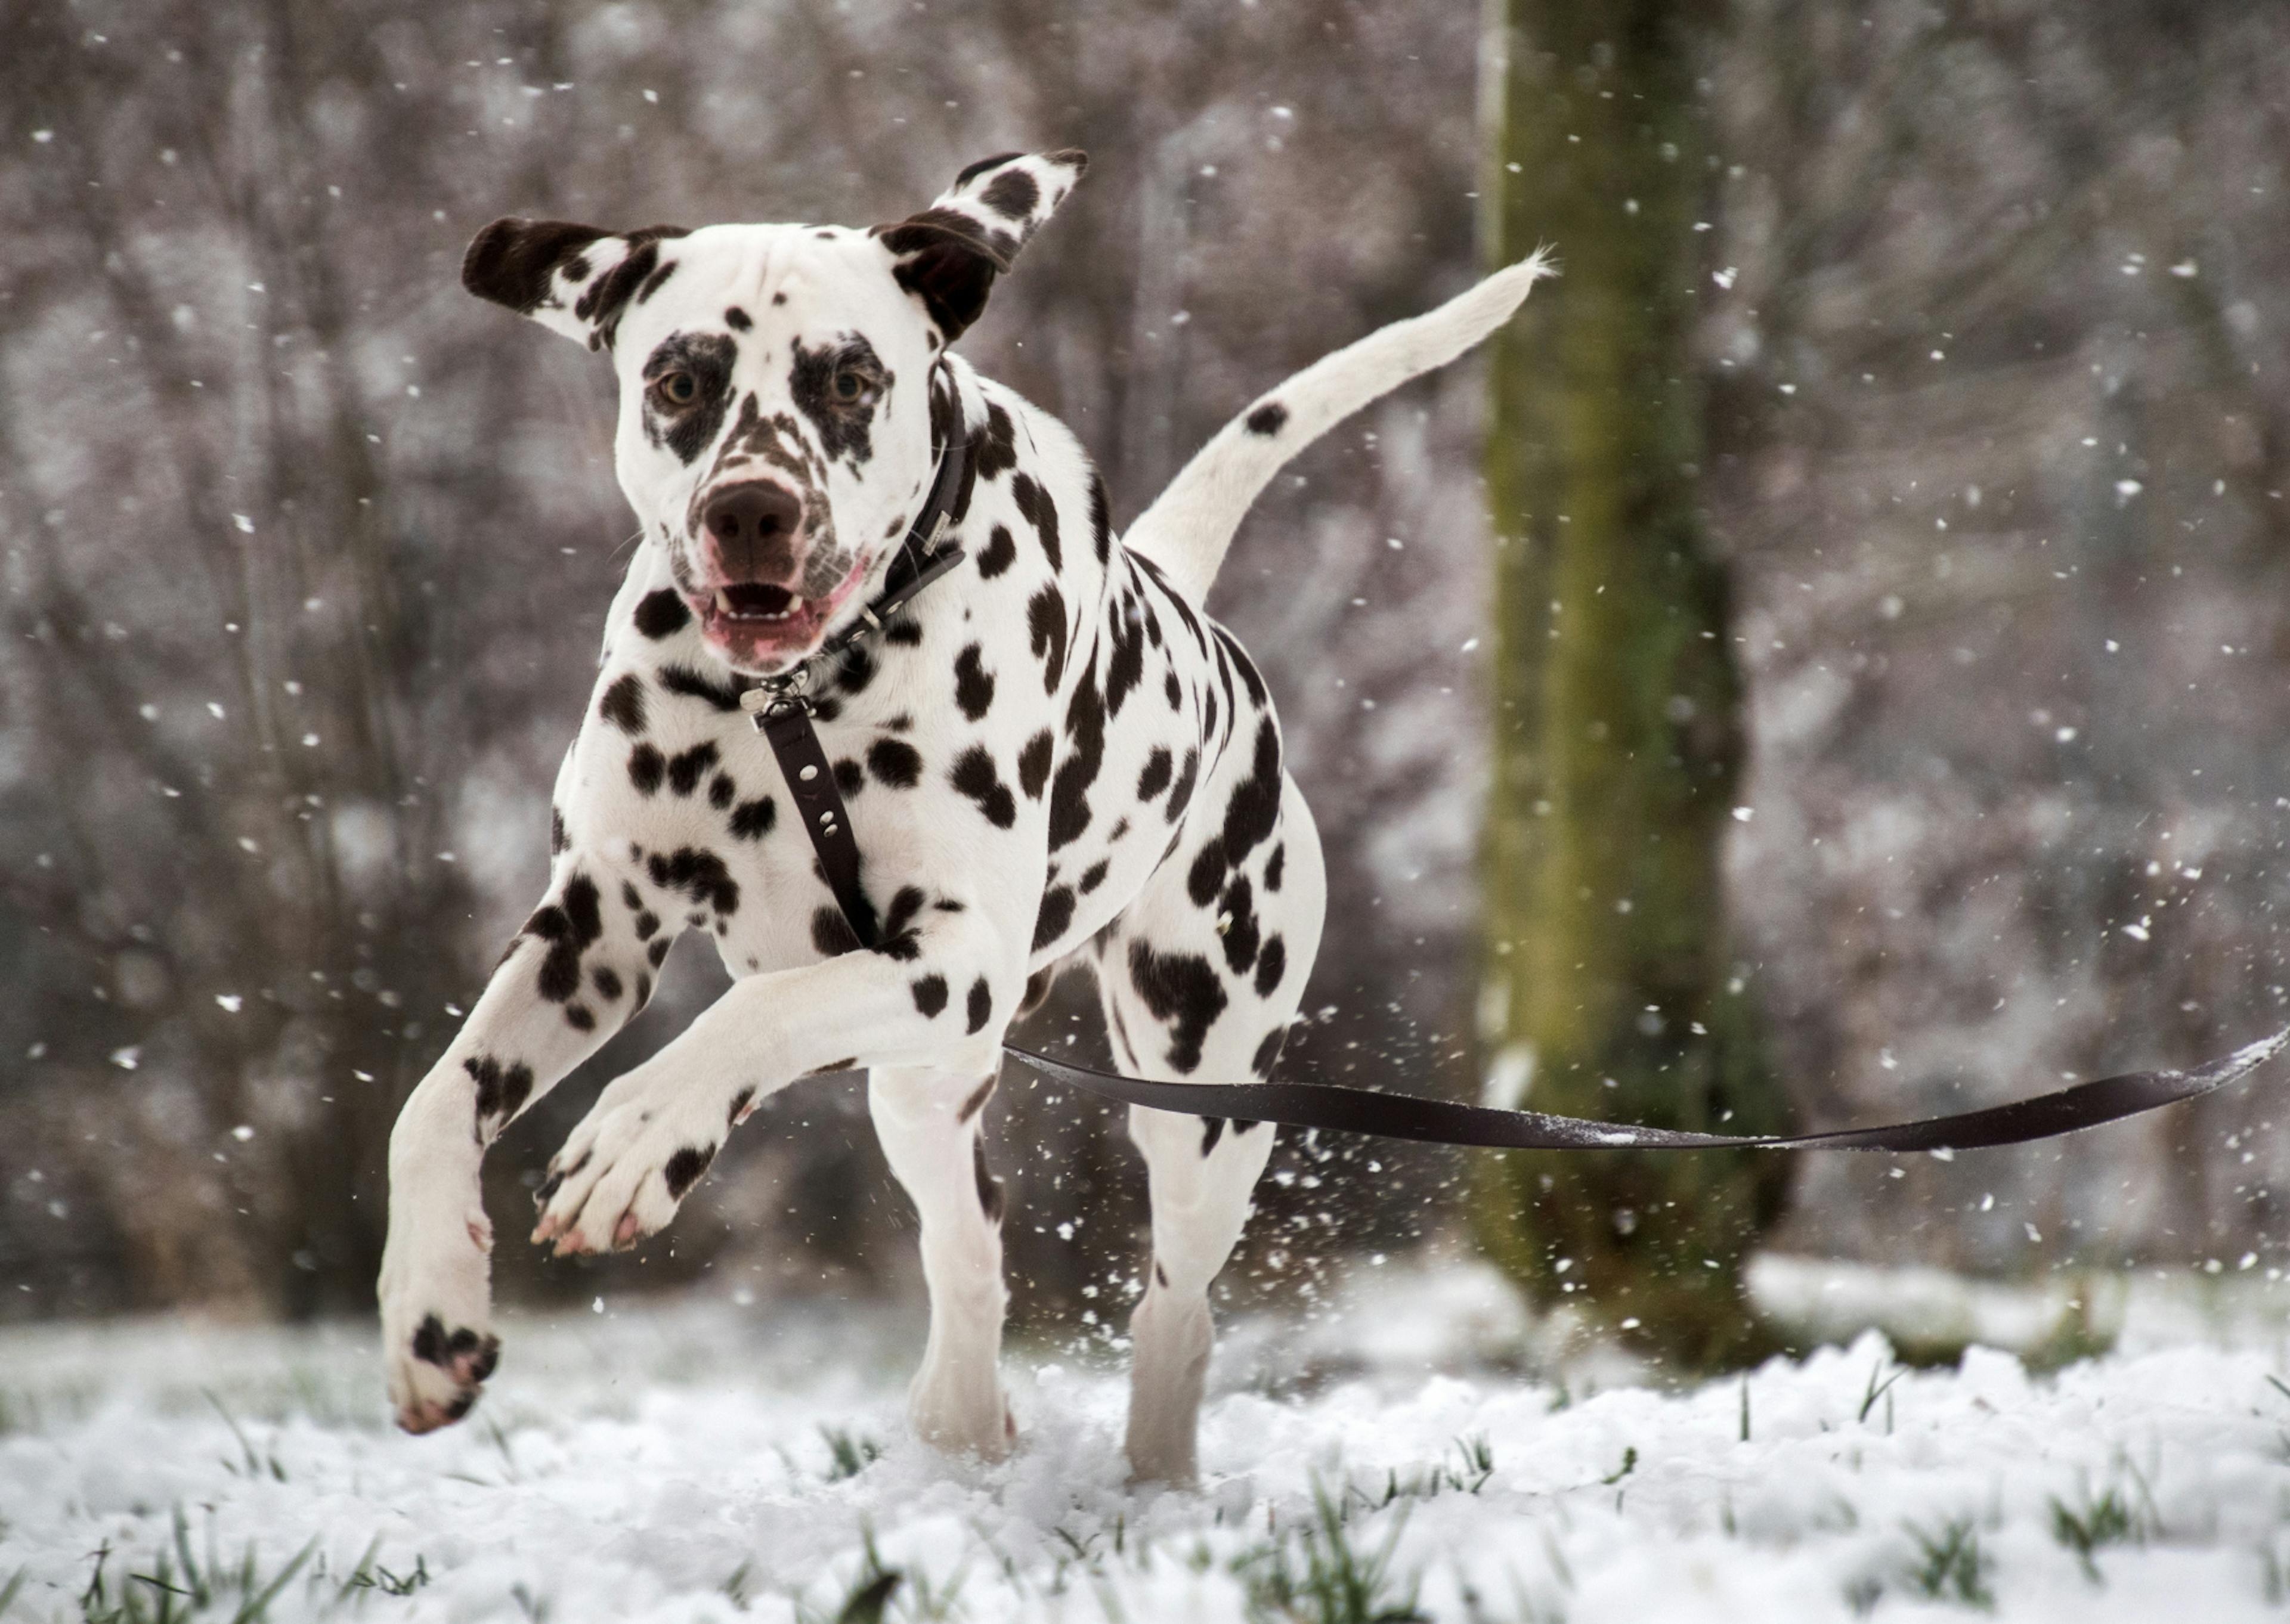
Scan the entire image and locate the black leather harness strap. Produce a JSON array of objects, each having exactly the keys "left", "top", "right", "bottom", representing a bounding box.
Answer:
[
  {"left": 741, "top": 413, "right": 2290, "bottom": 1153},
  {"left": 739, "top": 423, "right": 973, "bottom": 944},
  {"left": 754, "top": 700, "right": 878, "bottom": 943}
]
